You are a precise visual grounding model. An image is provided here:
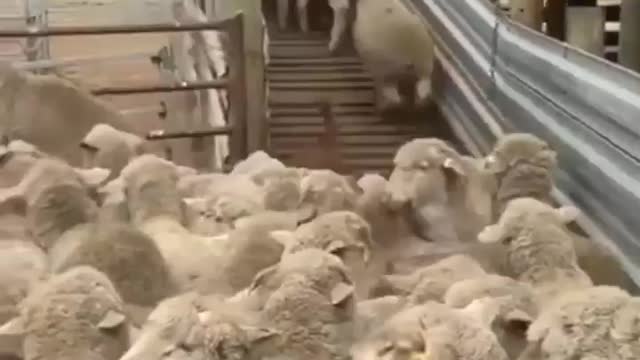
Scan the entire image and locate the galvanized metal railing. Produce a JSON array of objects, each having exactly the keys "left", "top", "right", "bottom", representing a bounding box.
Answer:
[
  {"left": 0, "top": 15, "right": 249, "bottom": 167},
  {"left": 407, "top": 0, "right": 640, "bottom": 283}
]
